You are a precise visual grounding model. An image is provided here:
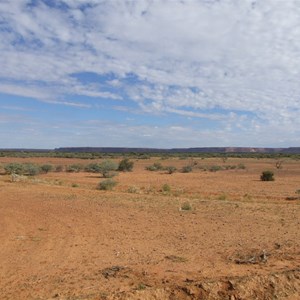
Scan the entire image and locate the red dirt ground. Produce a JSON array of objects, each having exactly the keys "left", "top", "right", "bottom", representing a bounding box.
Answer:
[{"left": 0, "top": 157, "right": 299, "bottom": 299}]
